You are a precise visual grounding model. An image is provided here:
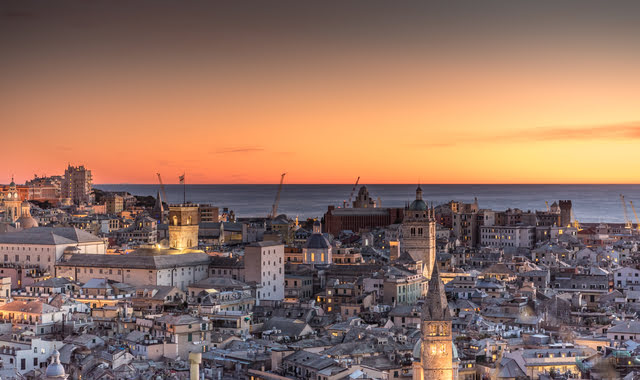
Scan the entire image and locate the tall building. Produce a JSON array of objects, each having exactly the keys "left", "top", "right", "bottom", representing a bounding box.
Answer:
[
  {"left": 105, "top": 194, "right": 124, "bottom": 214},
  {"left": 61, "top": 165, "right": 93, "bottom": 205},
  {"left": 413, "top": 265, "right": 455, "bottom": 380},
  {"left": 244, "top": 241, "right": 284, "bottom": 303},
  {"left": 168, "top": 204, "right": 199, "bottom": 249},
  {"left": 400, "top": 186, "right": 436, "bottom": 278},
  {"left": 559, "top": 200, "right": 573, "bottom": 227}
]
